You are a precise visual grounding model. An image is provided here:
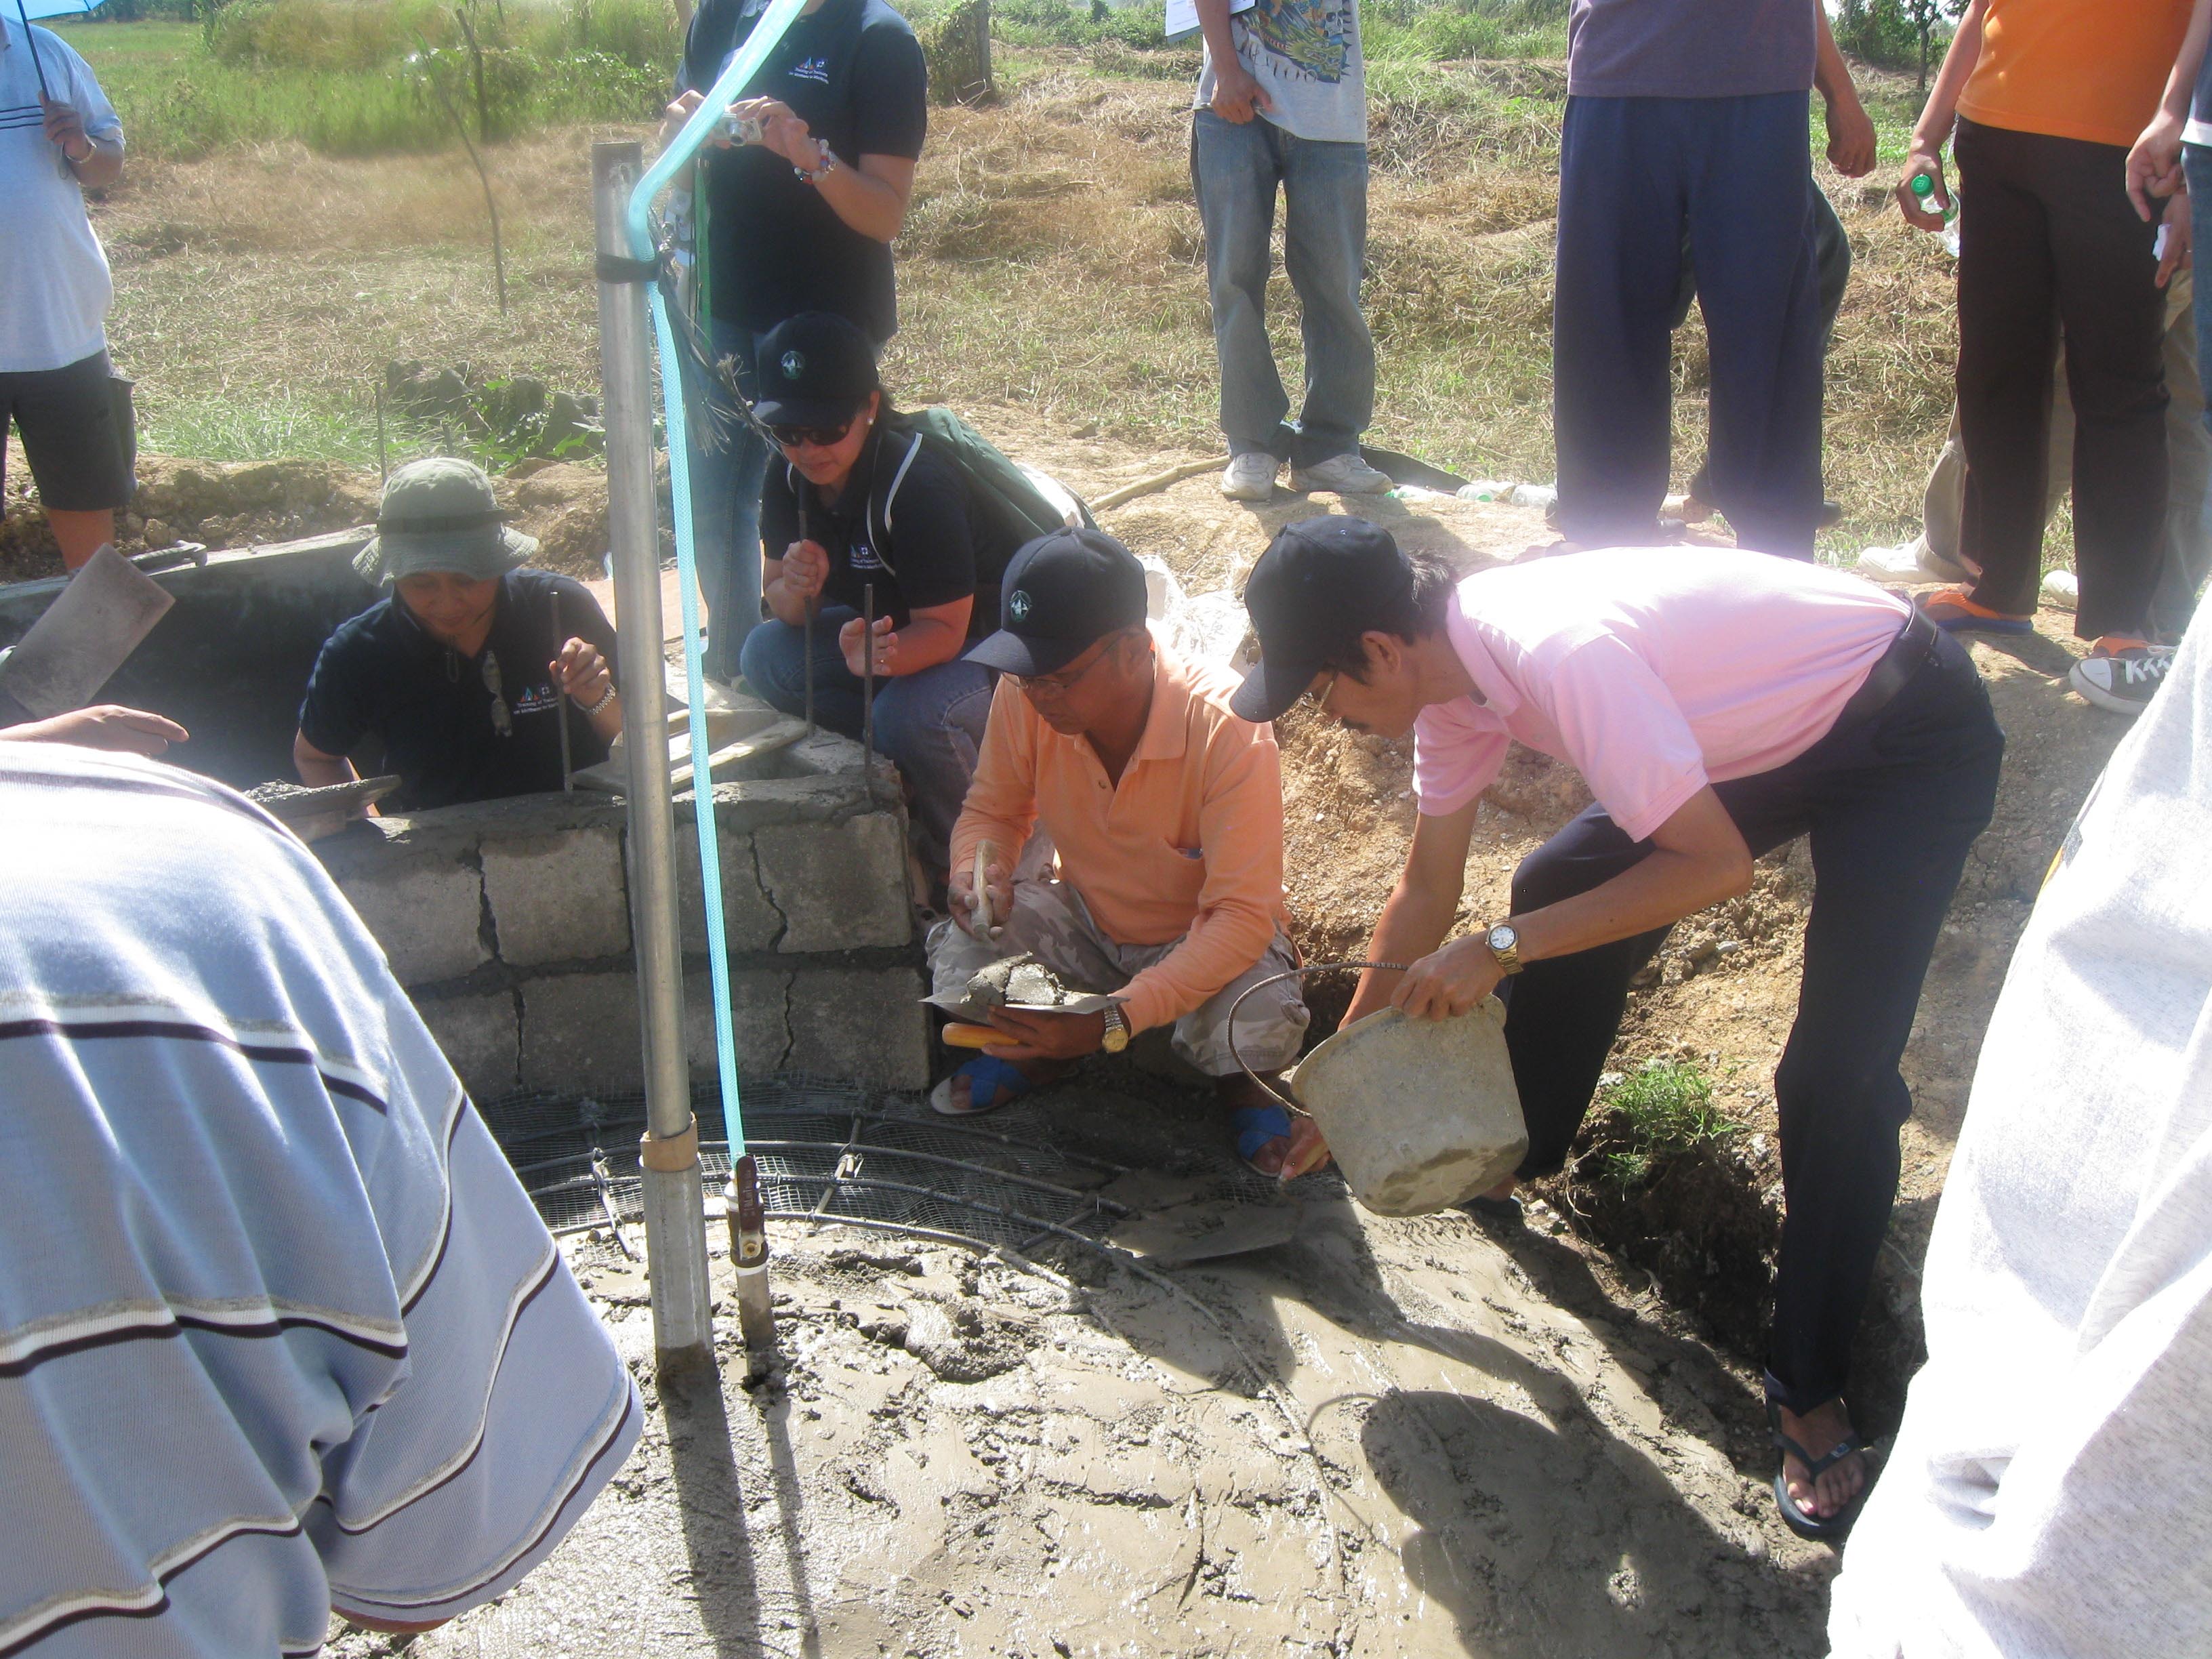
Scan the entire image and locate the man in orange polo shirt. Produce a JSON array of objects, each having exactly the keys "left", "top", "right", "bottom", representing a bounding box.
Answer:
[{"left": 926, "top": 527, "right": 1311, "bottom": 1174}]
